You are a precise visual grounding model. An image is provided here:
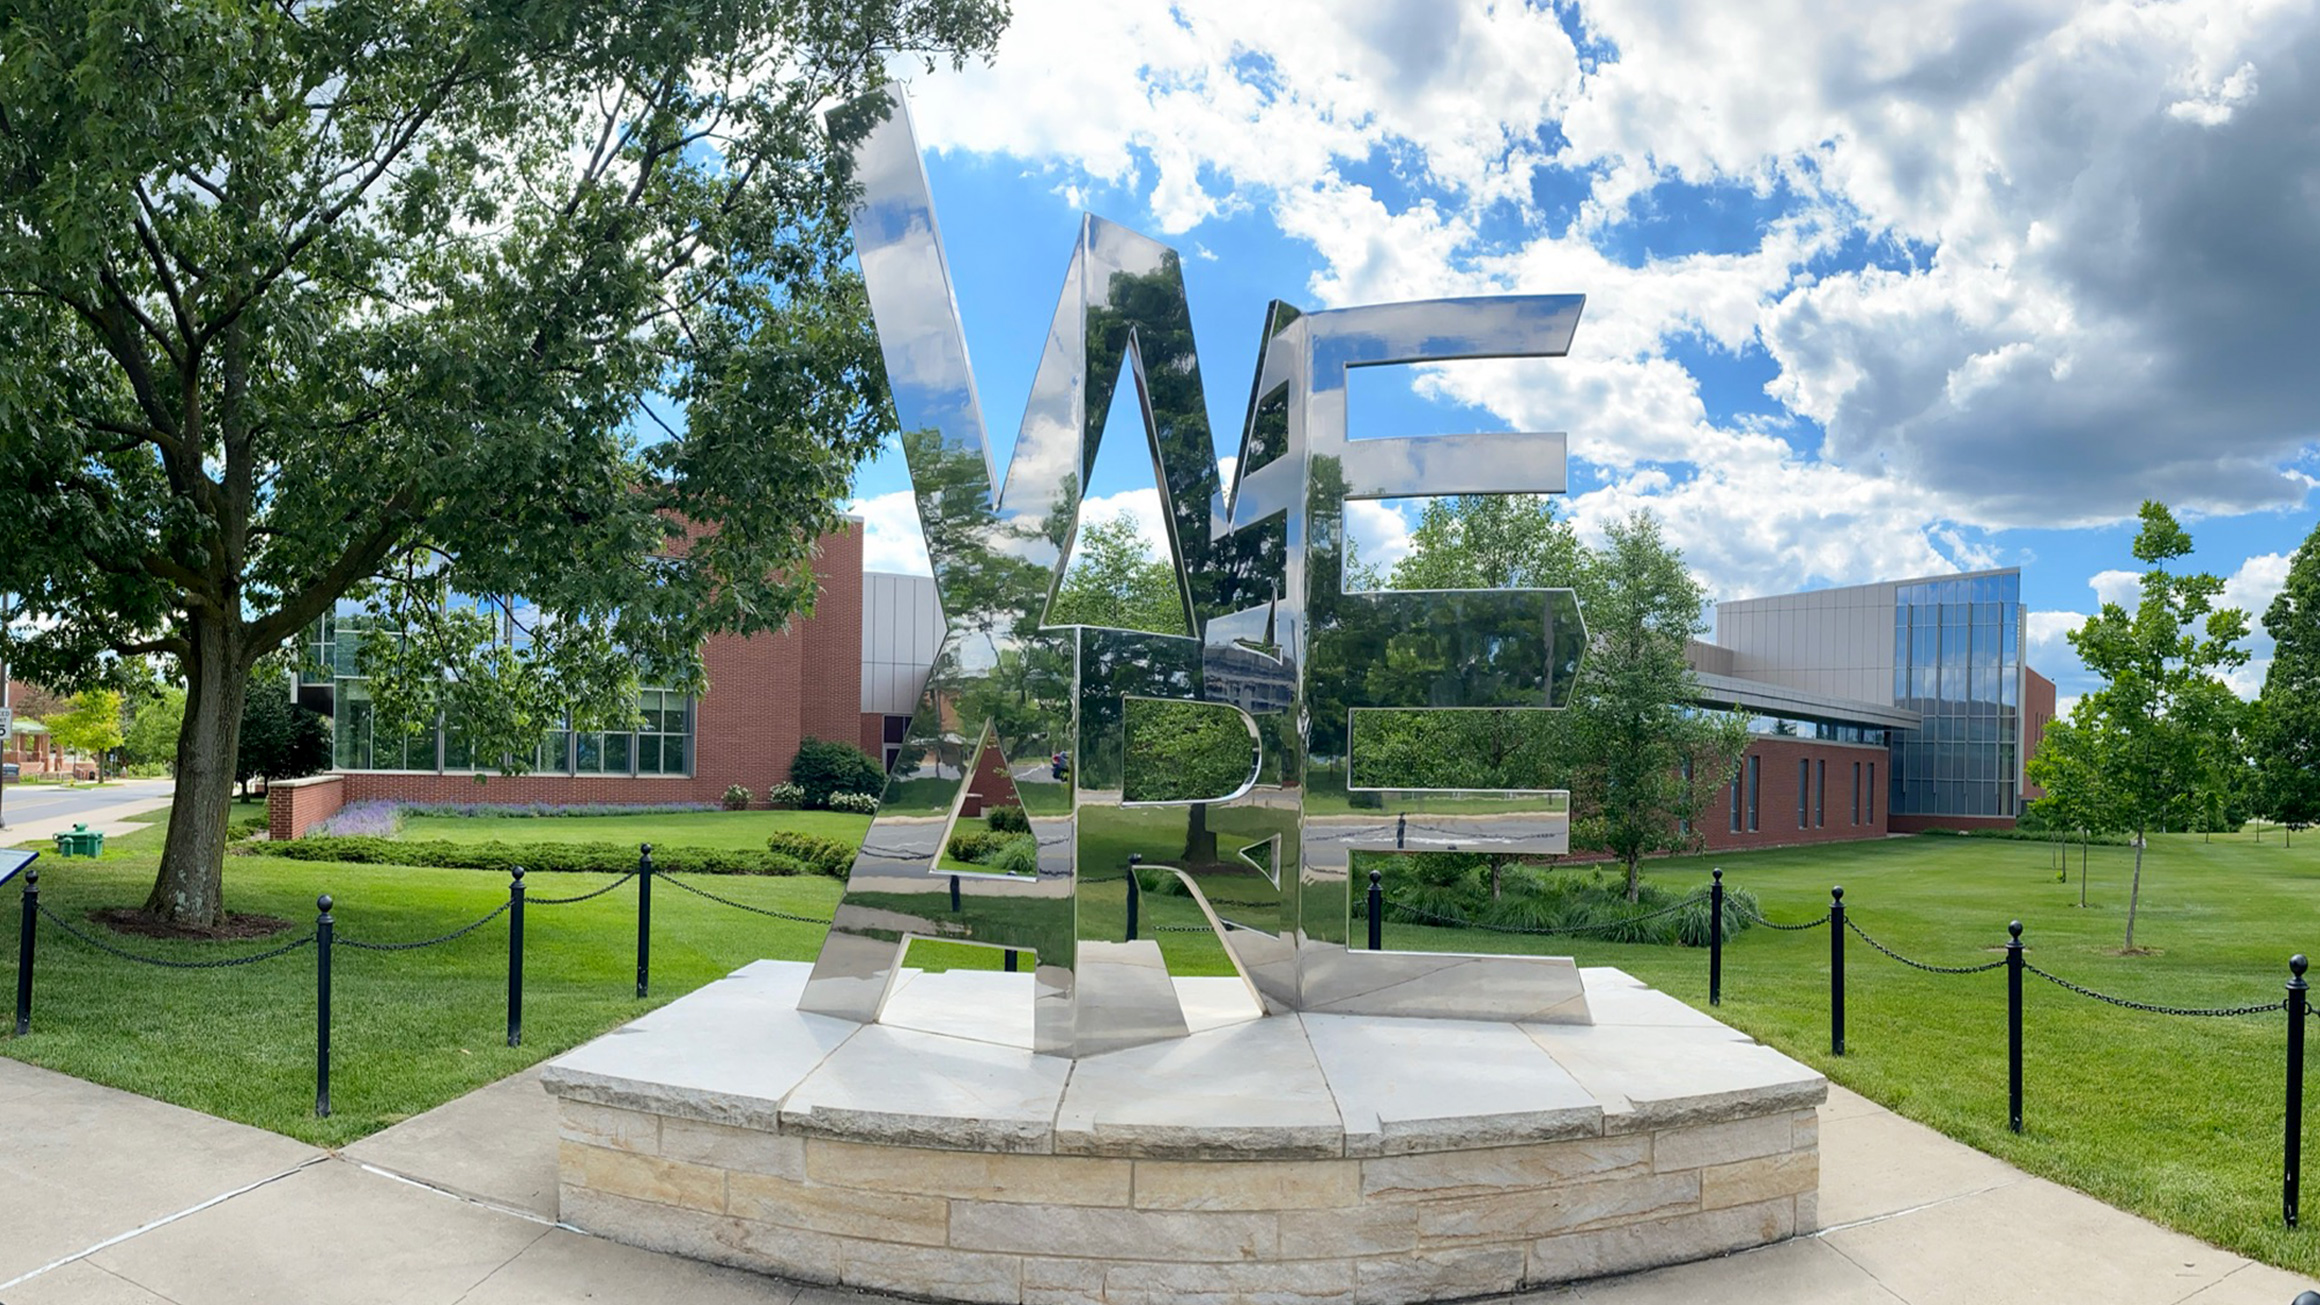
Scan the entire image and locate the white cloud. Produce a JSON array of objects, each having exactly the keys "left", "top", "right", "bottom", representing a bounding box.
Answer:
[
  {"left": 889, "top": 0, "right": 2320, "bottom": 603},
  {"left": 2088, "top": 569, "right": 2140, "bottom": 608},
  {"left": 849, "top": 490, "right": 932, "bottom": 576},
  {"left": 2222, "top": 551, "right": 2291, "bottom": 623},
  {"left": 1343, "top": 500, "right": 1416, "bottom": 577}
]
